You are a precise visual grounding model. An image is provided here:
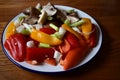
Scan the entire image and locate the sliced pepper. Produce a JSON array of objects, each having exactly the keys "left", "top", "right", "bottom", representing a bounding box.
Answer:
[
  {"left": 4, "top": 33, "right": 27, "bottom": 62},
  {"left": 5, "top": 22, "right": 16, "bottom": 39},
  {"left": 26, "top": 47, "right": 55, "bottom": 62},
  {"left": 63, "top": 46, "right": 90, "bottom": 70},
  {"left": 81, "top": 18, "right": 92, "bottom": 39},
  {"left": 62, "top": 24, "right": 81, "bottom": 40},
  {"left": 30, "top": 29, "right": 62, "bottom": 46},
  {"left": 40, "top": 27, "right": 56, "bottom": 34}
]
